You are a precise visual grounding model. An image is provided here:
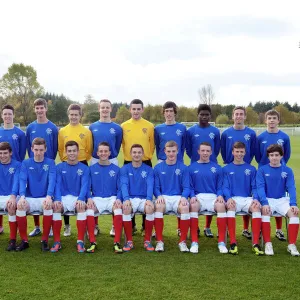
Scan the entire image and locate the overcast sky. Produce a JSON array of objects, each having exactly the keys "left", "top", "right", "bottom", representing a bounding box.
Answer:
[{"left": 1, "top": 0, "right": 299, "bottom": 107}]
